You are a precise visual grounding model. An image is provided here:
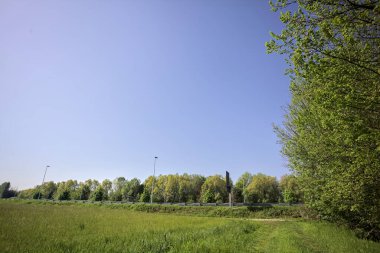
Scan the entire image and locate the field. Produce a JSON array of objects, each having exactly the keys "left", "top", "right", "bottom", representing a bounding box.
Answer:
[{"left": 0, "top": 201, "right": 379, "bottom": 253}]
